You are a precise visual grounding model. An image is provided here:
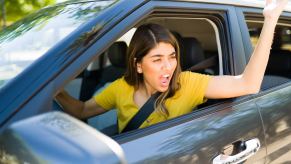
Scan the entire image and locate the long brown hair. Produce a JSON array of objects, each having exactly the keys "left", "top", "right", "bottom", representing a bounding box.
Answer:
[{"left": 124, "top": 23, "right": 181, "bottom": 117}]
